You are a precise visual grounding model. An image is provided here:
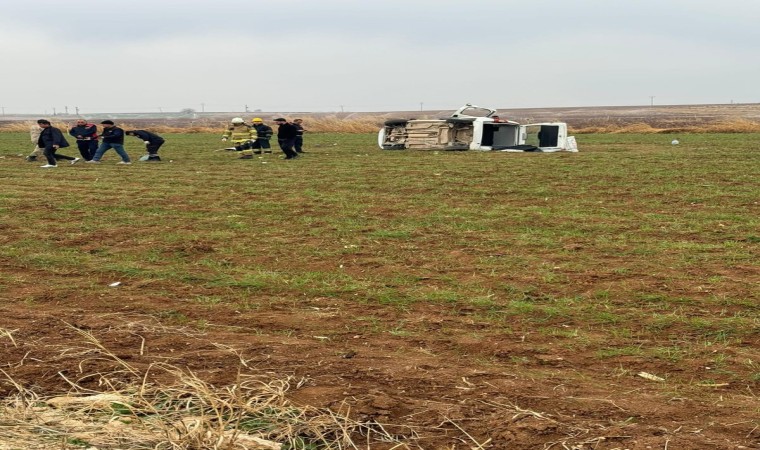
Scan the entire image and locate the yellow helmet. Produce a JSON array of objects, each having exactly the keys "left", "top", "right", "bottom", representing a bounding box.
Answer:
[{"left": 252, "top": 118, "right": 263, "bottom": 123}]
